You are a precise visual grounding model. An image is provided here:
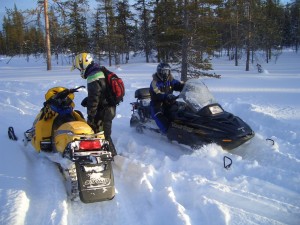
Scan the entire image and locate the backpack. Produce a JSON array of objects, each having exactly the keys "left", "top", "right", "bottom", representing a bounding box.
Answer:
[{"left": 104, "top": 71, "right": 125, "bottom": 106}]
